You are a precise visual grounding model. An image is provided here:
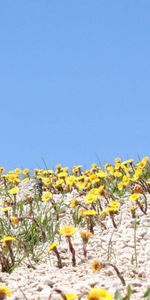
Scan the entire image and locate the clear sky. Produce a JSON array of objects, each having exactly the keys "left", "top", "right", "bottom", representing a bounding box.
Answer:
[{"left": 0, "top": 1, "right": 150, "bottom": 170}]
